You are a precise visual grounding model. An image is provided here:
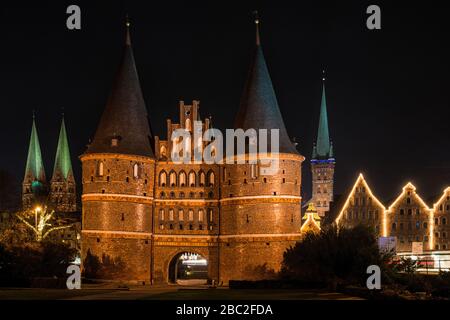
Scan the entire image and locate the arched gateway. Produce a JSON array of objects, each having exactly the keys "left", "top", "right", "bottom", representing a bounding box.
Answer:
[{"left": 168, "top": 251, "right": 208, "bottom": 285}]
